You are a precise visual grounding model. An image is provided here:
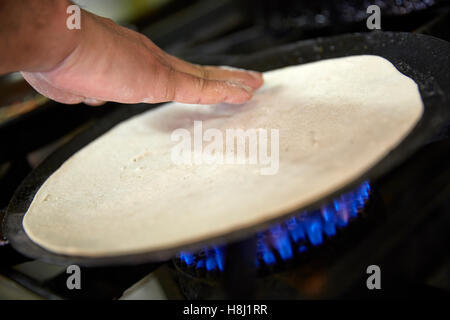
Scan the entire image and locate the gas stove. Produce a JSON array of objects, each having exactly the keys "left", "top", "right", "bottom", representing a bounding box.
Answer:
[
  {"left": 176, "top": 181, "right": 372, "bottom": 275},
  {"left": 0, "top": 0, "right": 449, "bottom": 300}
]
